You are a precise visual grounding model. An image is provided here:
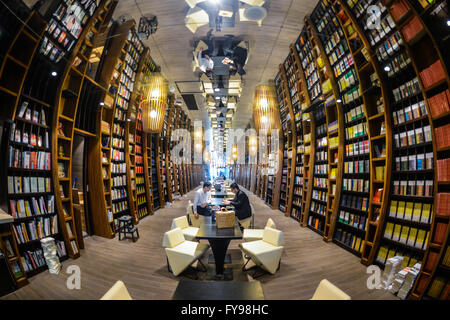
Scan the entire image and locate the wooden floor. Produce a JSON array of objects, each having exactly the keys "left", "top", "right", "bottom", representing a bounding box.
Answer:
[{"left": 2, "top": 187, "right": 398, "bottom": 300}]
